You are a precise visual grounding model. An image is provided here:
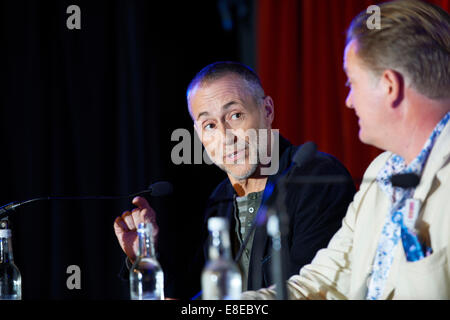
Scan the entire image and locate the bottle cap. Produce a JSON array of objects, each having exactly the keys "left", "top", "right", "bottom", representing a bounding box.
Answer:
[
  {"left": 207, "top": 217, "right": 228, "bottom": 231},
  {"left": 137, "top": 222, "right": 153, "bottom": 235},
  {"left": 0, "top": 219, "right": 9, "bottom": 230}
]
